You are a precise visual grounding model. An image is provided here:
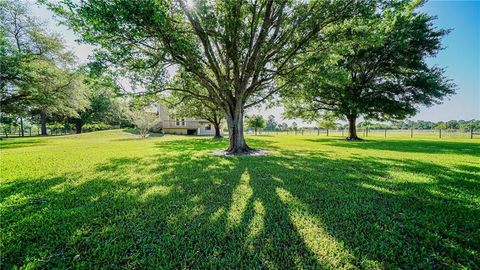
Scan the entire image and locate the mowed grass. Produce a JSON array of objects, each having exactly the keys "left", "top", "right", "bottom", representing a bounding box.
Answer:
[{"left": 1, "top": 130, "right": 479, "bottom": 269}]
